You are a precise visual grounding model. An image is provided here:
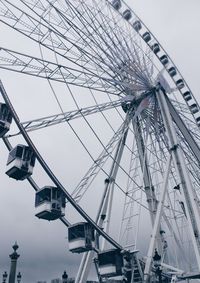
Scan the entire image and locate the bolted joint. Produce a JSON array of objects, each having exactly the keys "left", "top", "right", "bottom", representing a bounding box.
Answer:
[
  {"left": 121, "top": 95, "right": 135, "bottom": 113},
  {"left": 101, "top": 214, "right": 106, "bottom": 220},
  {"left": 104, "top": 178, "right": 110, "bottom": 184},
  {"left": 170, "top": 144, "right": 179, "bottom": 151}
]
